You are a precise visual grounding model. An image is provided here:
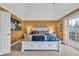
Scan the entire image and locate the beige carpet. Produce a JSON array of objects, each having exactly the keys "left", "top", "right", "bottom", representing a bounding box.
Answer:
[{"left": 2, "top": 42, "right": 79, "bottom": 56}]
